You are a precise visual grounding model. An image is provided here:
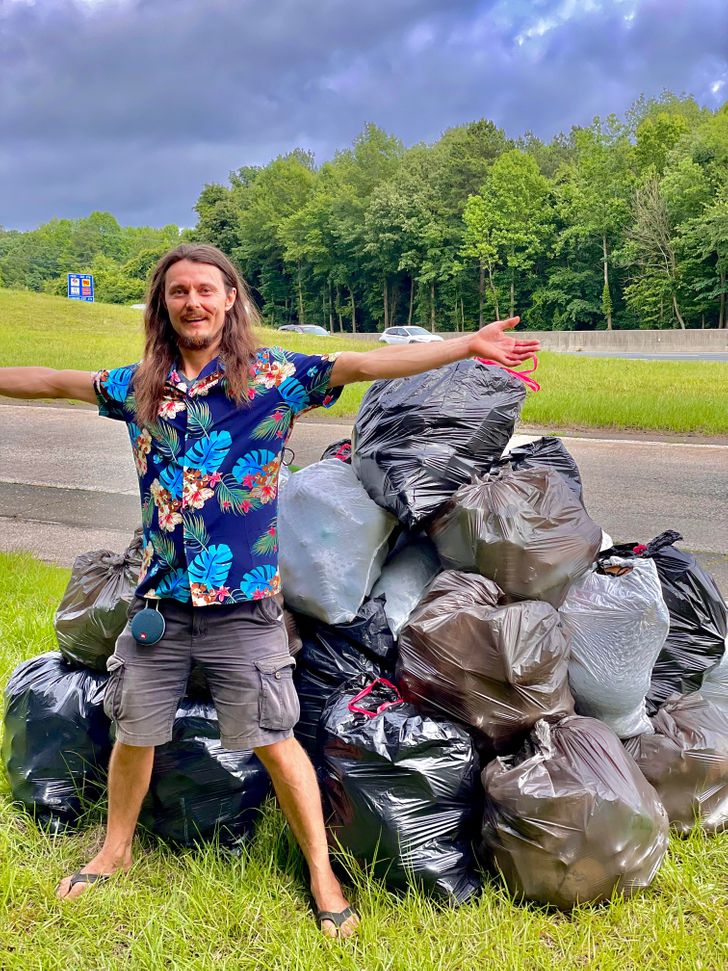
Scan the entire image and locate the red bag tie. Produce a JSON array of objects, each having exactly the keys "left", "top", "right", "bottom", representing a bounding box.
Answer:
[{"left": 475, "top": 355, "right": 541, "bottom": 392}]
